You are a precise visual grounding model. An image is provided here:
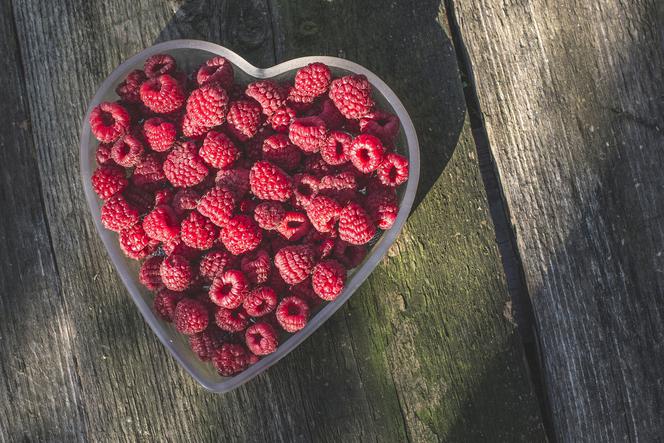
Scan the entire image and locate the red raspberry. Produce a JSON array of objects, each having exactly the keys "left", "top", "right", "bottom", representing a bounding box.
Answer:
[
  {"left": 287, "top": 89, "right": 316, "bottom": 112},
  {"left": 186, "top": 83, "right": 229, "bottom": 128},
  {"left": 245, "top": 323, "right": 278, "bottom": 356},
  {"left": 291, "top": 173, "right": 320, "bottom": 209},
  {"left": 253, "top": 201, "right": 285, "bottom": 230},
  {"left": 347, "top": 134, "right": 385, "bottom": 173},
  {"left": 181, "top": 113, "right": 209, "bottom": 139},
  {"left": 359, "top": 110, "right": 400, "bottom": 144},
  {"left": 328, "top": 74, "right": 374, "bottom": 119},
  {"left": 249, "top": 161, "right": 293, "bottom": 202},
  {"left": 269, "top": 106, "right": 296, "bottom": 132},
  {"left": 91, "top": 165, "right": 127, "bottom": 199},
  {"left": 238, "top": 198, "right": 257, "bottom": 215},
  {"left": 377, "top": 153, "right": 409, "bottom": 187},
  {"left": 132, "top": 153, "right": 166, "bottom": 189},
  {"left": 312, "top": 259, "right": 346, "bottom": 301},
  {"left": 276, "top": 296, "right": 310, "bottom": 332},
  {"left": 153, "top": 289, "right": 184, "bottom": 322},
  {"left": 144, "top": 54, "right": 177, "bottom": 78},
  {"left": 288, "top": 117, "right": 328, "bottom": 153},
  {"left": 170, "top": 189, "right": 198, "bottom": 215},
  {"left": 89, "top": 102, "right": 131, "bottom": 143},
  {"left": 197, "top": 186, "right": 236, "bottom": 228},
  {"left": 101, "top": 194, "right": 139, "bottom": 232},
  {"left": 226, "top": 100, "right": 262, "bottom": 140},
  {"left": 199, "top": 130, "right": 239, "bottom": 169},
  {"left": 302, "top": 155, "right": 333, "bottom": 178},
  {"left": 215, "top": 168, "right": 250, "bottom": 199},
  {"left": 317, "top": 98, "right": 345, "bottom": 130},
  {"left": 290, "top": 278, "right": 320, "bottom": 308},
  {"left": 96, "top": 142, "right": 114, "bottom": 165},
  {"left": 262, "top": 134, "right": 301, "bottom": 172},
  {"left": 209, "top": 269, "right": 249, "bottom": 308},
  {"left": 142, "top": 117, "right": 176, "bottom": 152},
  {"left": 199, "top": 249, "right": 235, "bottom": 281},
  {"left": 215, "top": 306, "right": 249, "bottom": 332},
  {"left": 245, "top": 80, "right": 286, "bottom": 116},
  {"left": 111, "top": 134, "right": 144, "bottom": 167},
  {"left": 116, "top": 69, "right": 146, "bottom": 103},
  {"left": 317, "top": 237, "right": 336, "bottom": 260},
  {"left": 162, "top": 234, "right": 200, "bottom": 260},
  {"left": 334, "top": 240, "right": 367, "bottom": 269},
  {"left": 320, "top": 131, "right": 351, "bottom": 165},
  {"left": 294, "top": 62, "right": 332, "bottom": 97},
  {"left": 196, "top": 56, "right": 234, "bottom": 88},
  {"left": 338, "top": 202, "right": 376, "bottom": 245},
  {"left": 212, "top": 343, "right": 252, "bottom": 376},
  {"left": 140, "top": 74, "right": 186, "bottom": 114},
  {"left": 163, "top": 142, "right": 209, "bottom": 187},
  {"left": 243, "top": 286, "right": 278, "bottom": 317},
  {"left": 174, "top": 298, "right": 209, "bottom": 335},
  {"left": 306, "top": 195, "right": 341, "bottom": 233},
  {"left": 189, "top": 327, "right": 226, "bottom": 361},
  {"left": 143, "top": 205, "right": 180, "bottom": 242},
  {"left": 181, "top": 210, "right": 218, "bottom": 250},
  {"left": 139, "top": 256, "right": 164, "bottom": 290},
  {"left": 119, "top": 223, "right": 157, "bottom": 260},
  {"left": 240, "top": 249, "right": 271, "bottom": 285},
  {"left": 274, "top": 245, "right": 315, "bottom": 285},
  {"left": 318, "top": 171, "right": 359, "bottom": 204},
  {"left": 160, "top": 254, "right": 193, "bottom": 292},
  {"left": 122, "top": 185, "right": 154, "bottom": 215},
  {"left": 220, "top": 215, "right": 262, "bottom": 255},
  {"left": 154, "top": 188, "right": 174, "bottom": 206},
  {"left": 277, "top": 211, "right": 311, "bottom": 242},
  {"left": 366, "top": 186, "right": 398, "bottom": 230}
]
